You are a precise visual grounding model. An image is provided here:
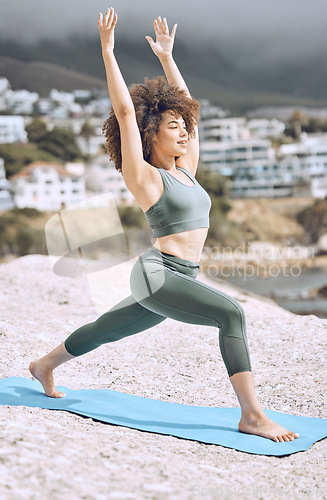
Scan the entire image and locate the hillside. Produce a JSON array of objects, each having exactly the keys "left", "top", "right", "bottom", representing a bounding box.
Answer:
[
  {"left": 2, "top": 36, "right": 327, "bottom": 112},
  {"left": 0, "top": 56, "right": 106, "bottom": 96},
  {"left": 227, "top": 197, "right": 313, "bottom": 244}
]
